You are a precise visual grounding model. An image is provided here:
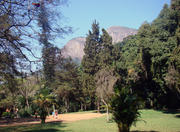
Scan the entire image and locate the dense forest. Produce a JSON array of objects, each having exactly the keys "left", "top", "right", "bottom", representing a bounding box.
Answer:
[{"left": 0, "top": 0, "right": 180, "bottom": 130}]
